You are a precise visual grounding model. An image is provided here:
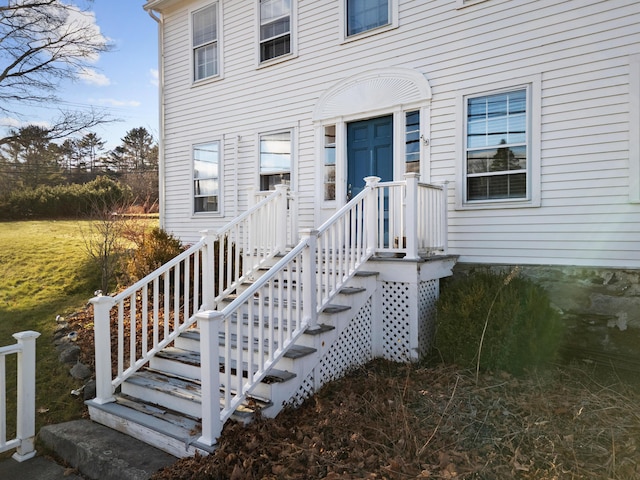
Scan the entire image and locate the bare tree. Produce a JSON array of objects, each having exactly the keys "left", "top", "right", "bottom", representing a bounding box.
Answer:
[{"left": 0, "top": 0, "right": 113, "bottom": 147}]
